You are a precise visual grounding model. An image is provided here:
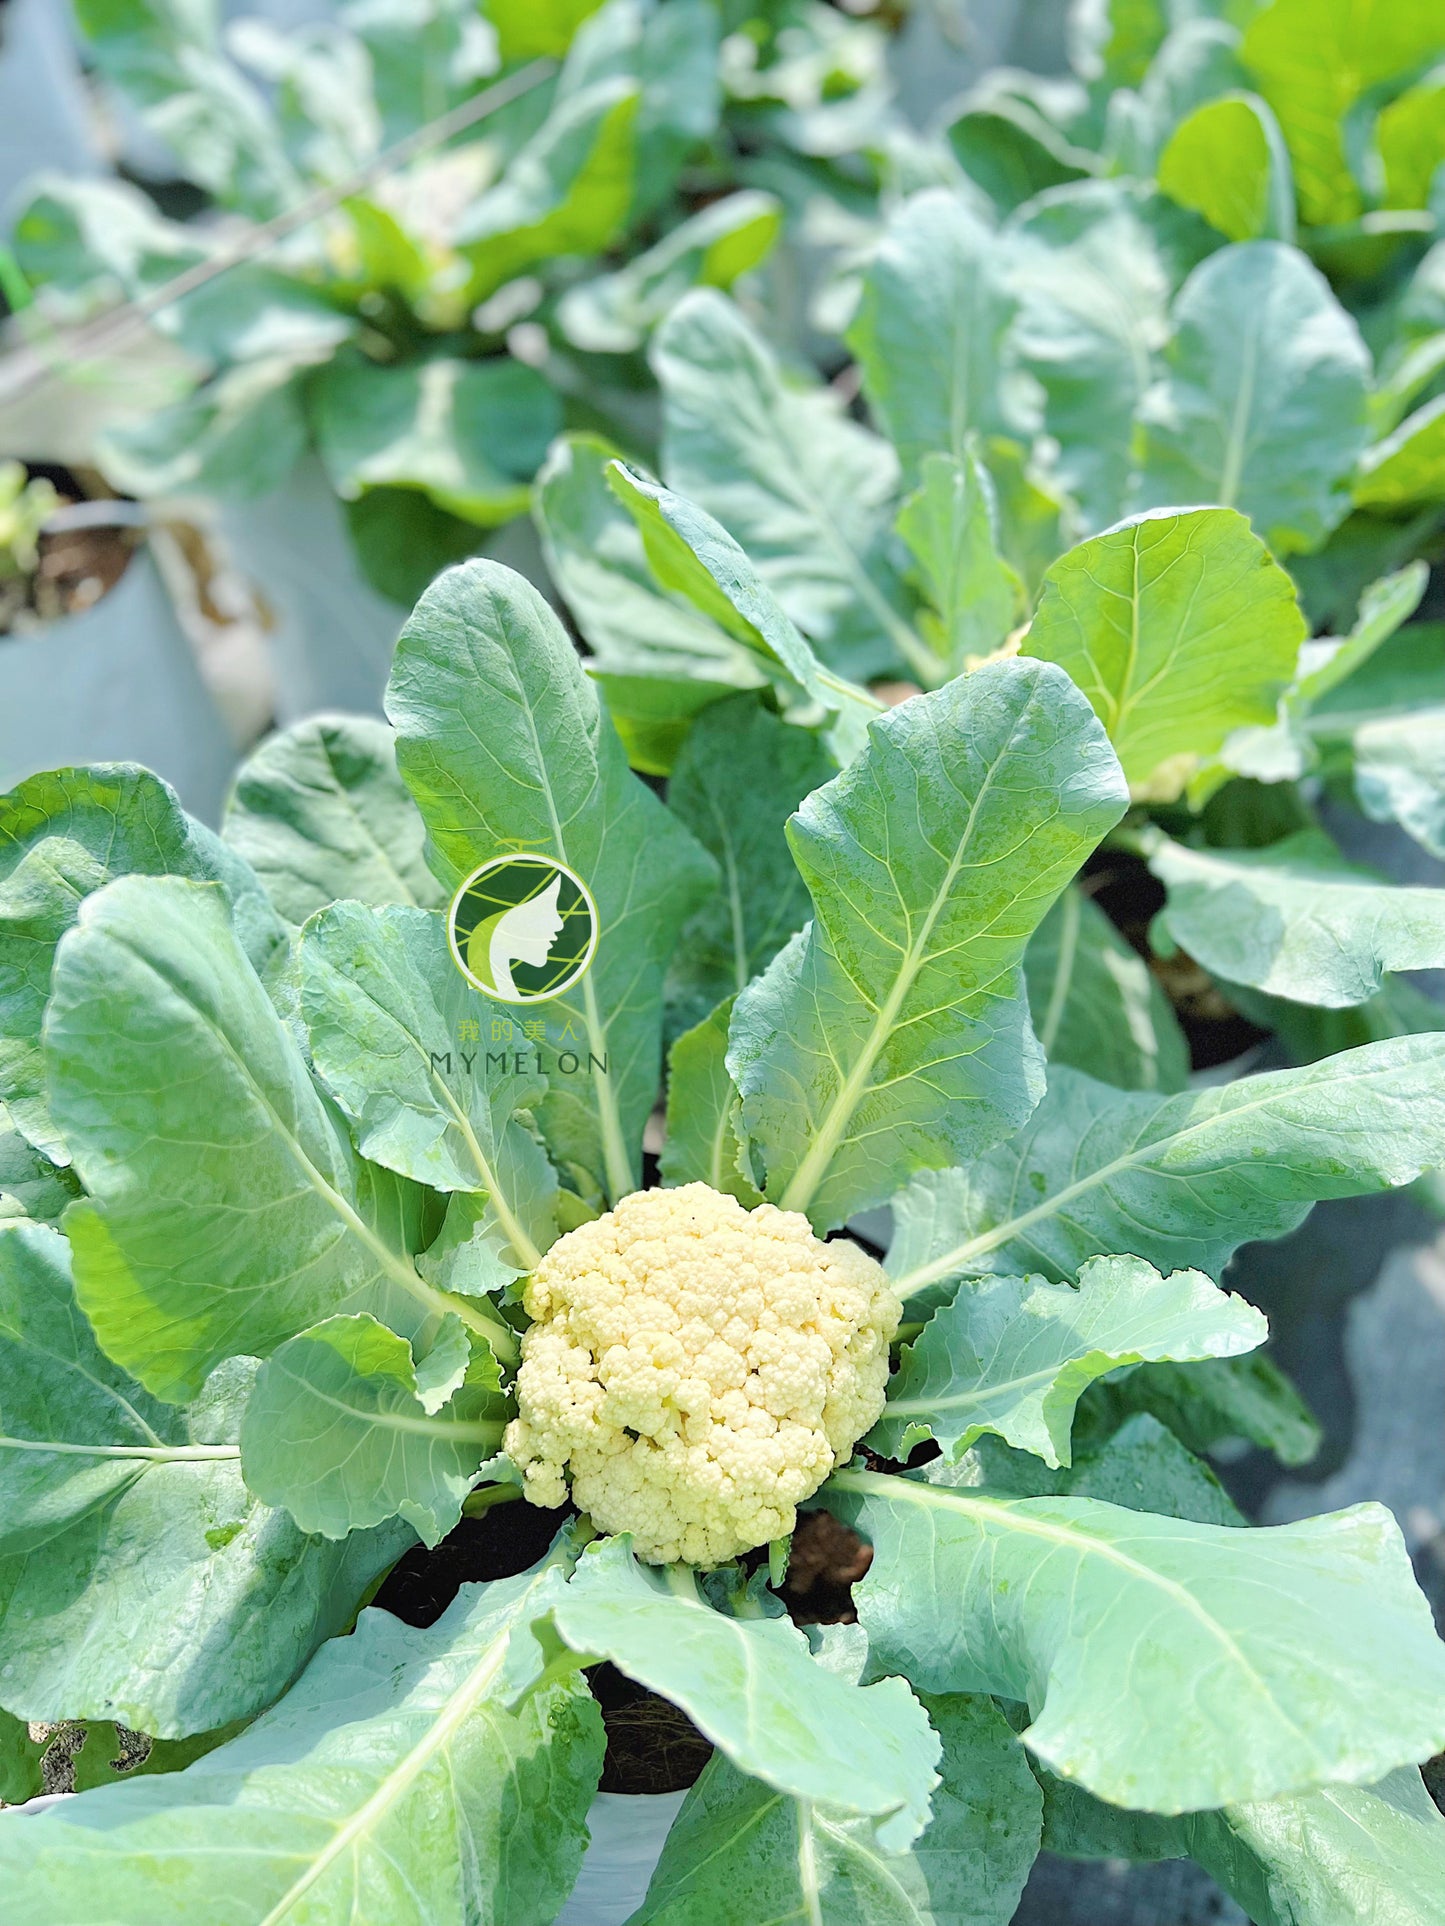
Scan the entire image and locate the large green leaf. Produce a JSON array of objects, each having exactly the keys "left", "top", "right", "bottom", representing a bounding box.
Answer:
[
  {"left": 605, "top": 464, "right": 880, "bottom": 757},
  {"left": 895, "top": 450, "right": 1025, "bottom": 684},
  {"left": 222, "top": 715, "right": 441, "bottom": 932},
  {"left": 1355, "top": 706, "right": 1445, "bottom": 860},
  {"left": 542, "top": 1536, "right": 940, "bottom": 1851},
  {"left": 240, "top": 1312, "right": 505, "bottom": 1545},
  {"left": 846, "top": 189, "right": 1021, "bottom": 483},
  {"left": 872, "top": 1255, "right": 1265, "bottom": 1469},
  {"left": 533, "top": 434, "right": 757, "bottom": 689},
  {"left": 631, "top": 1691, "right": 1042, "bottom": 1926},
  {"left": 1033, "top": 1421, "right": 1445, "bottom": 1919},
  {"left": 943, "top": 1408, "right": 1250, "bottom": 1525},
  {"left": 665, "top": 696, "right": 835, "bottom": 1042},
  {"left": 45, "top": 876, "right": 512, "bottom": 1401},
  {"left": 1378, "top": 73, "right": 1445, "bottom": 212},
  {"left": 457, "top": 77, "right": 640, "bottom": 300},
  {"left": 1136, "top": 242, "right": 1373, "bottom": 556},
  {"left": 1355, "top": 395, "right": 1445, "bottom": 510},
  {"left": 0, "top": 1549, "right": 605, "bottom": 1922},
  {"left": 1305, "top": 620, "right": 1445, "bottom": 743},
  {"left": 0, "top": 1220, "right": 410, "bottom": 1737},
  {"left": 728, "top": 660, "right": 1128, "bottom": 1230},
  {"left": 311, "top": 354, "right": 561, "bottom": 528},
  {"left": 659, "top": 997, "right": 761, "bottom": 1204},
  {"left": 887, "top": 1039, "right": 1445, "bottom": 1299},
  {"left": 387, "top": 560, "right": 717, "bottom": 1203},
  {"left": 1040, "top": 1408, "right": 1249, "bottom": 1526},
  {"left": 1061, "top": 1767, "right": 1445, "bottom": 1926},
  {"left": 1146, "top": 826, "right": 1445, "bottom": 1006},
  {"left": 1241, "top": 0, "right": 1445, "bottom": 225},
  {"left": 945, "top": 93, "right": 1095, "bottom": 218},
  {"left": 0, "top": 766, "right": 283, "bottom": 1163},
  {"left": 1023, "top": 888, "right": 1189, "bottom": 1093},
  {"left": 1157, "top": 93, "right": 1295, "bottom": 243},
  {"left": 300, "top": 902, "right": 557, "bottom": 1282},
  {"left": 653, "top": 290, "right": 919, "bottom": 682},
  {"left": 12, "top": 172, "right": 204, "bottom": 302},
  {"left": 1006, "top": 181, "right": 1174, "bottom": 531},
  {"left": 1023, "top": 507, "right": 1305, "bottom": 797},
  {"left": 829, "top": 1465, "right": 1445, "bottom": 1814},
  {"left": 13, "top": 176, "right": 352, "bottom": 369},
  {"left": 1093, "top": 1350, "right": 1323, "bottom": 1470},
  {"left": 1205, "top": 562, "right": 1431, "bottom": 793}
]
